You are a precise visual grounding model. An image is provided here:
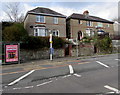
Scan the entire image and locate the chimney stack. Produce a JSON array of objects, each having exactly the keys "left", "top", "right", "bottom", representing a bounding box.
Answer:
[{"left": 83, "top": 10, "right": 89, "bottom": 18}]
